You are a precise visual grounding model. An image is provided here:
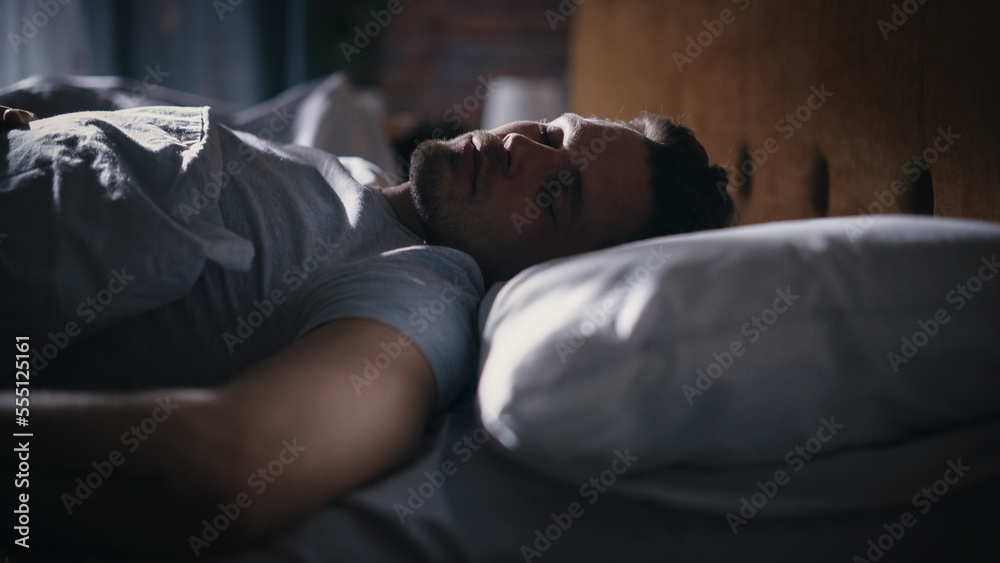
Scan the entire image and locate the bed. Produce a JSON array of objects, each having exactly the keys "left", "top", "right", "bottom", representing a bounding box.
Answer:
[{"left": 4, "top": 1, "right": 1000, "bottom": 561}]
